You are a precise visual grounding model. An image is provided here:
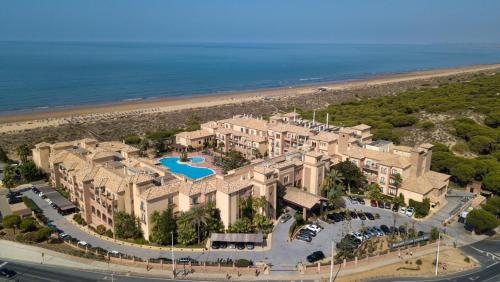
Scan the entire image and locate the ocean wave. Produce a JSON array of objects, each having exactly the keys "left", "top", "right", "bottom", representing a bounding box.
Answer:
[
  {"left": 299, "top": 77, "right": 322, "bottom": 81},
  {"left": 122, "top": 97, "right": 143, "bottom": 102}
]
